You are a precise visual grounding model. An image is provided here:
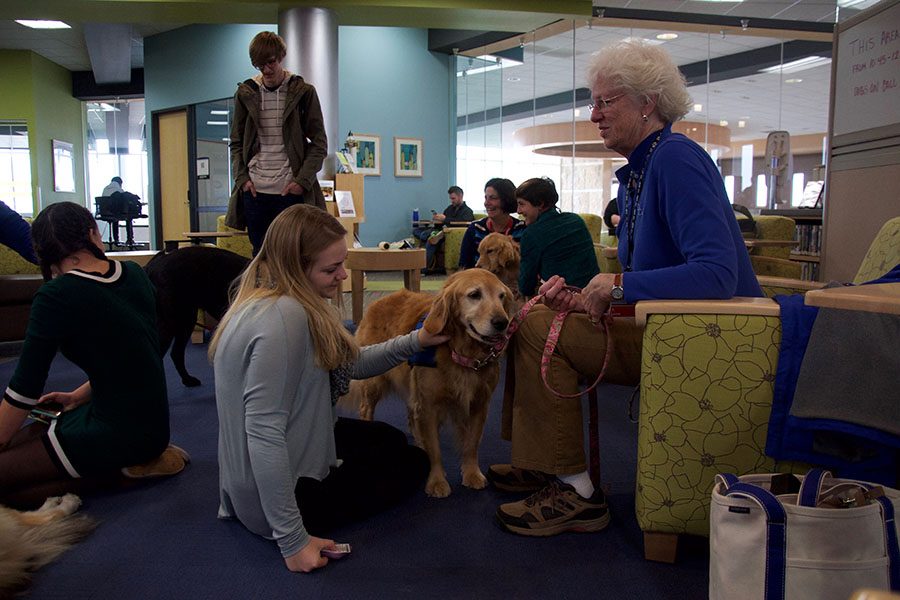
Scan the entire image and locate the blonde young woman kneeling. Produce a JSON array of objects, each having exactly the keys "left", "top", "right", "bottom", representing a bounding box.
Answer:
[{"left": 211, "top": 204, "right": 448, "bottom": 574}]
